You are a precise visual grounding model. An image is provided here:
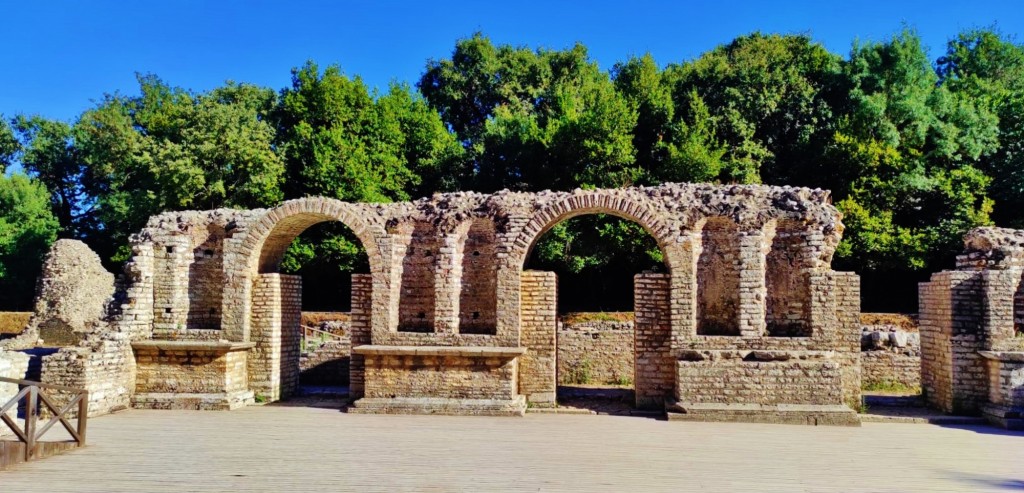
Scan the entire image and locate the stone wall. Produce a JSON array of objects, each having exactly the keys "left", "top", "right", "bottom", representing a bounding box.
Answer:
[
  {"left": 299, "top": 321, "right": 351, "bottom": 386},
  {"left": 860, "top": 318, "right": 920, "bottom": 389},
  {"left": 557, "top": 319, "right": 633, "bottom": 386},
  {"left": 41, "top": 335, "right": 136, "bottom": 417},
  {"left": 111, "top": 183, "right": 862, "bottom": 424},
  {"left": 919, "top": 227, "right": 1024, "bottom": 428}
]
